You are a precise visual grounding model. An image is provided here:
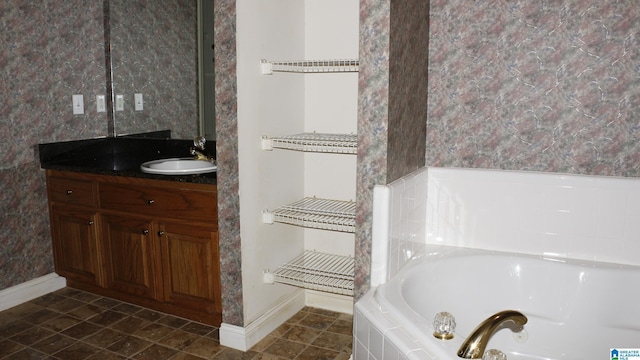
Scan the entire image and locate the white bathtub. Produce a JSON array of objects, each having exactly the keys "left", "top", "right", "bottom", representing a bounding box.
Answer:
[{"left": 355, "top": 245, "right": 640, "bottom": 360}]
